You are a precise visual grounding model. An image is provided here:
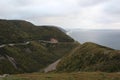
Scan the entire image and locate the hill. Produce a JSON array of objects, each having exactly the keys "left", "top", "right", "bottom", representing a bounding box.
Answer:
[
  {"left": 0, "top": 19, "right": 74, "bottom": 44},
  {"left": 57, "top": 42, "right": 120, "bottom": 72},
  {"left": 0, "top": 19, "right": 76, "bottom": 74}
]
